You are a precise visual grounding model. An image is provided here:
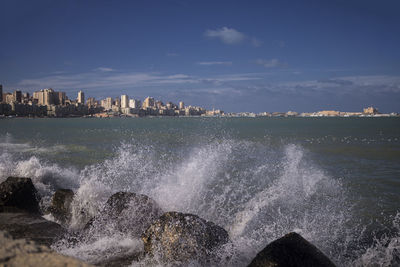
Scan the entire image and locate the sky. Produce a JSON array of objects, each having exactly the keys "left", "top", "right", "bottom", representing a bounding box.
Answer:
[{"left": 1, "top": 0, "right": 400, "bottom": 113}]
